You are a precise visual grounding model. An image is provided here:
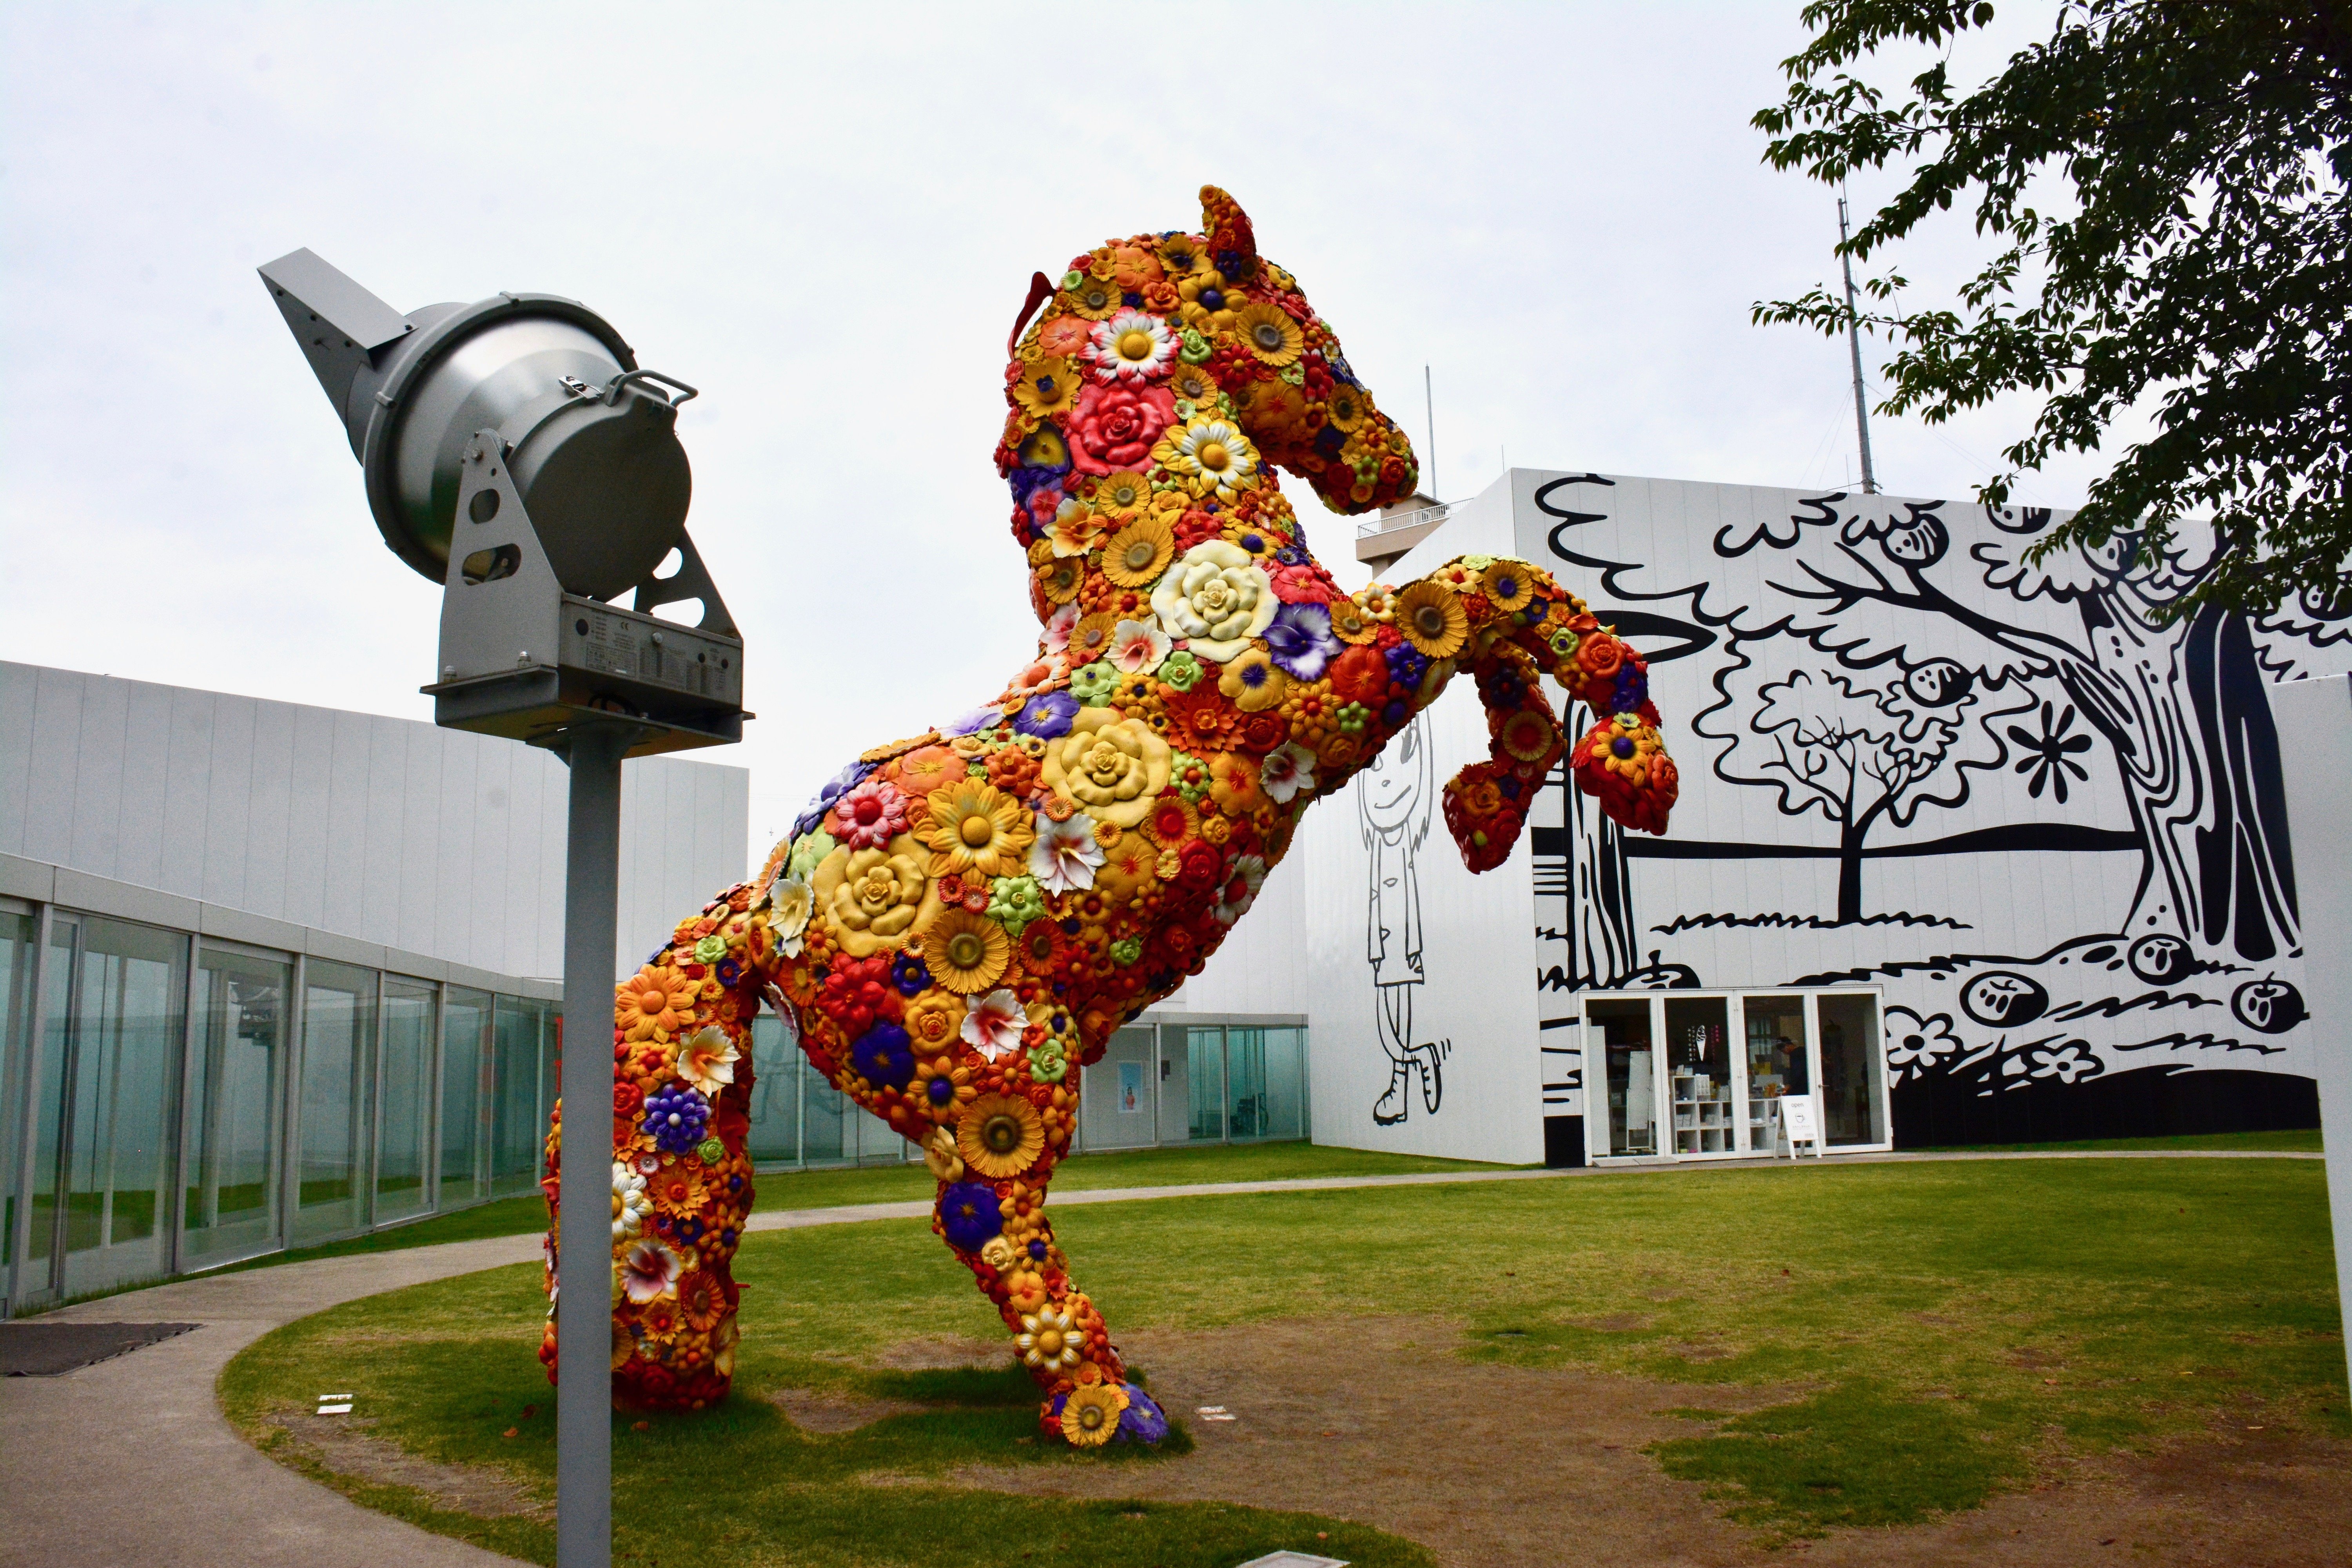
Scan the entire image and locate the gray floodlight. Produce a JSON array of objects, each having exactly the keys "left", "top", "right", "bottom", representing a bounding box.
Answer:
[
  {"left": 259, "top": 247, "right": 745, "bottom": 756},
  {"left": 261, "top": 248, "right": 756, "bottom": 1568}
]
